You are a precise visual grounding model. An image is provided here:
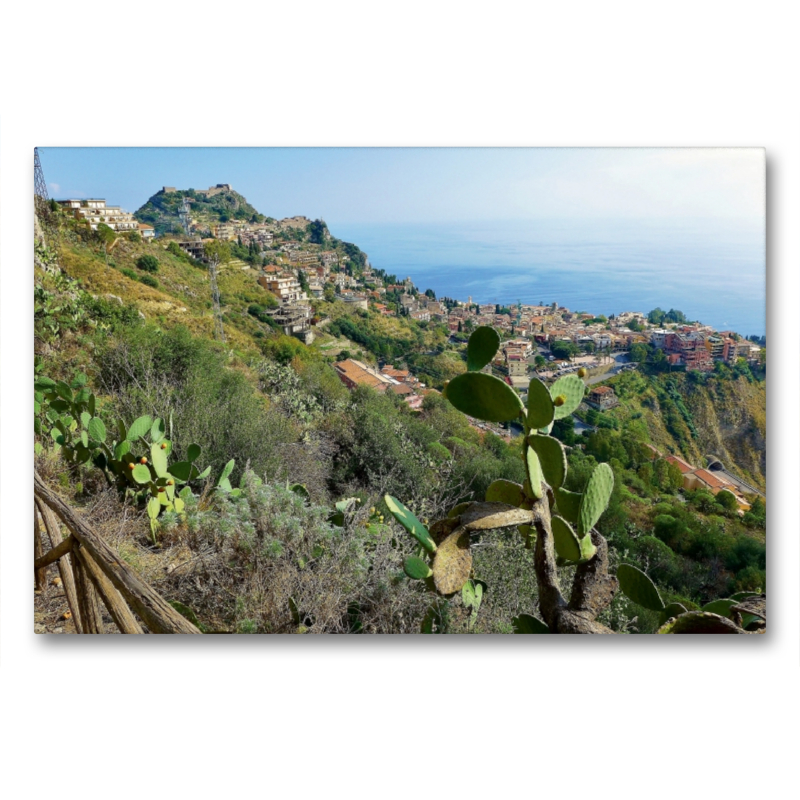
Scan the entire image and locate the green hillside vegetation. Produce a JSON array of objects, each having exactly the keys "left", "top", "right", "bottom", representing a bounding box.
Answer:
[
  {"left": 134, "top": 187, "right": 265, "bottom": 235},
  {"left": 34, "top": 211, "right": 766, "bottom": 634},
  {"left": 587, "top": 370, "right": 766, "bottom": 491}
]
